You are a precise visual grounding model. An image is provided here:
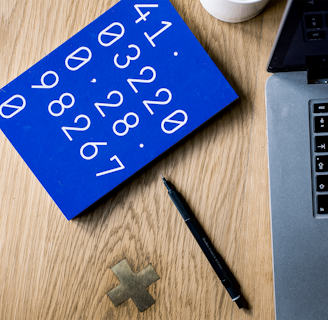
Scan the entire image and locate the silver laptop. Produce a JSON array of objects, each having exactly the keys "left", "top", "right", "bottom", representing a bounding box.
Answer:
[{"left": 266, "top": 0, "right": 328, "bottom": 319}]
